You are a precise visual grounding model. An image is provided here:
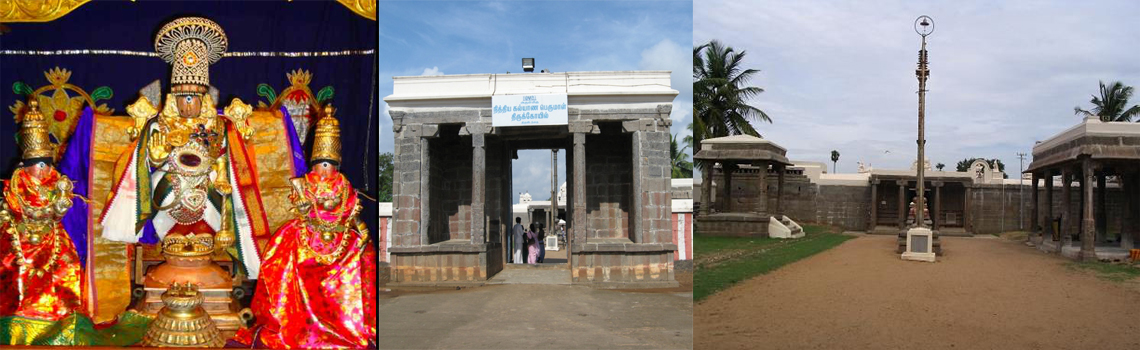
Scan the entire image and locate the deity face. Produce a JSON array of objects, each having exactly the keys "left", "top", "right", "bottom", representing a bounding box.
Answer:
[
  {"left": 312, "top": 161, "right": 338, "bottom": 178},
  {"left": 25, "top": 161, "right": 50, "bottom": 180},
  {"left": 176, "top": 93, "right": 203, "bottom": 118}
]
